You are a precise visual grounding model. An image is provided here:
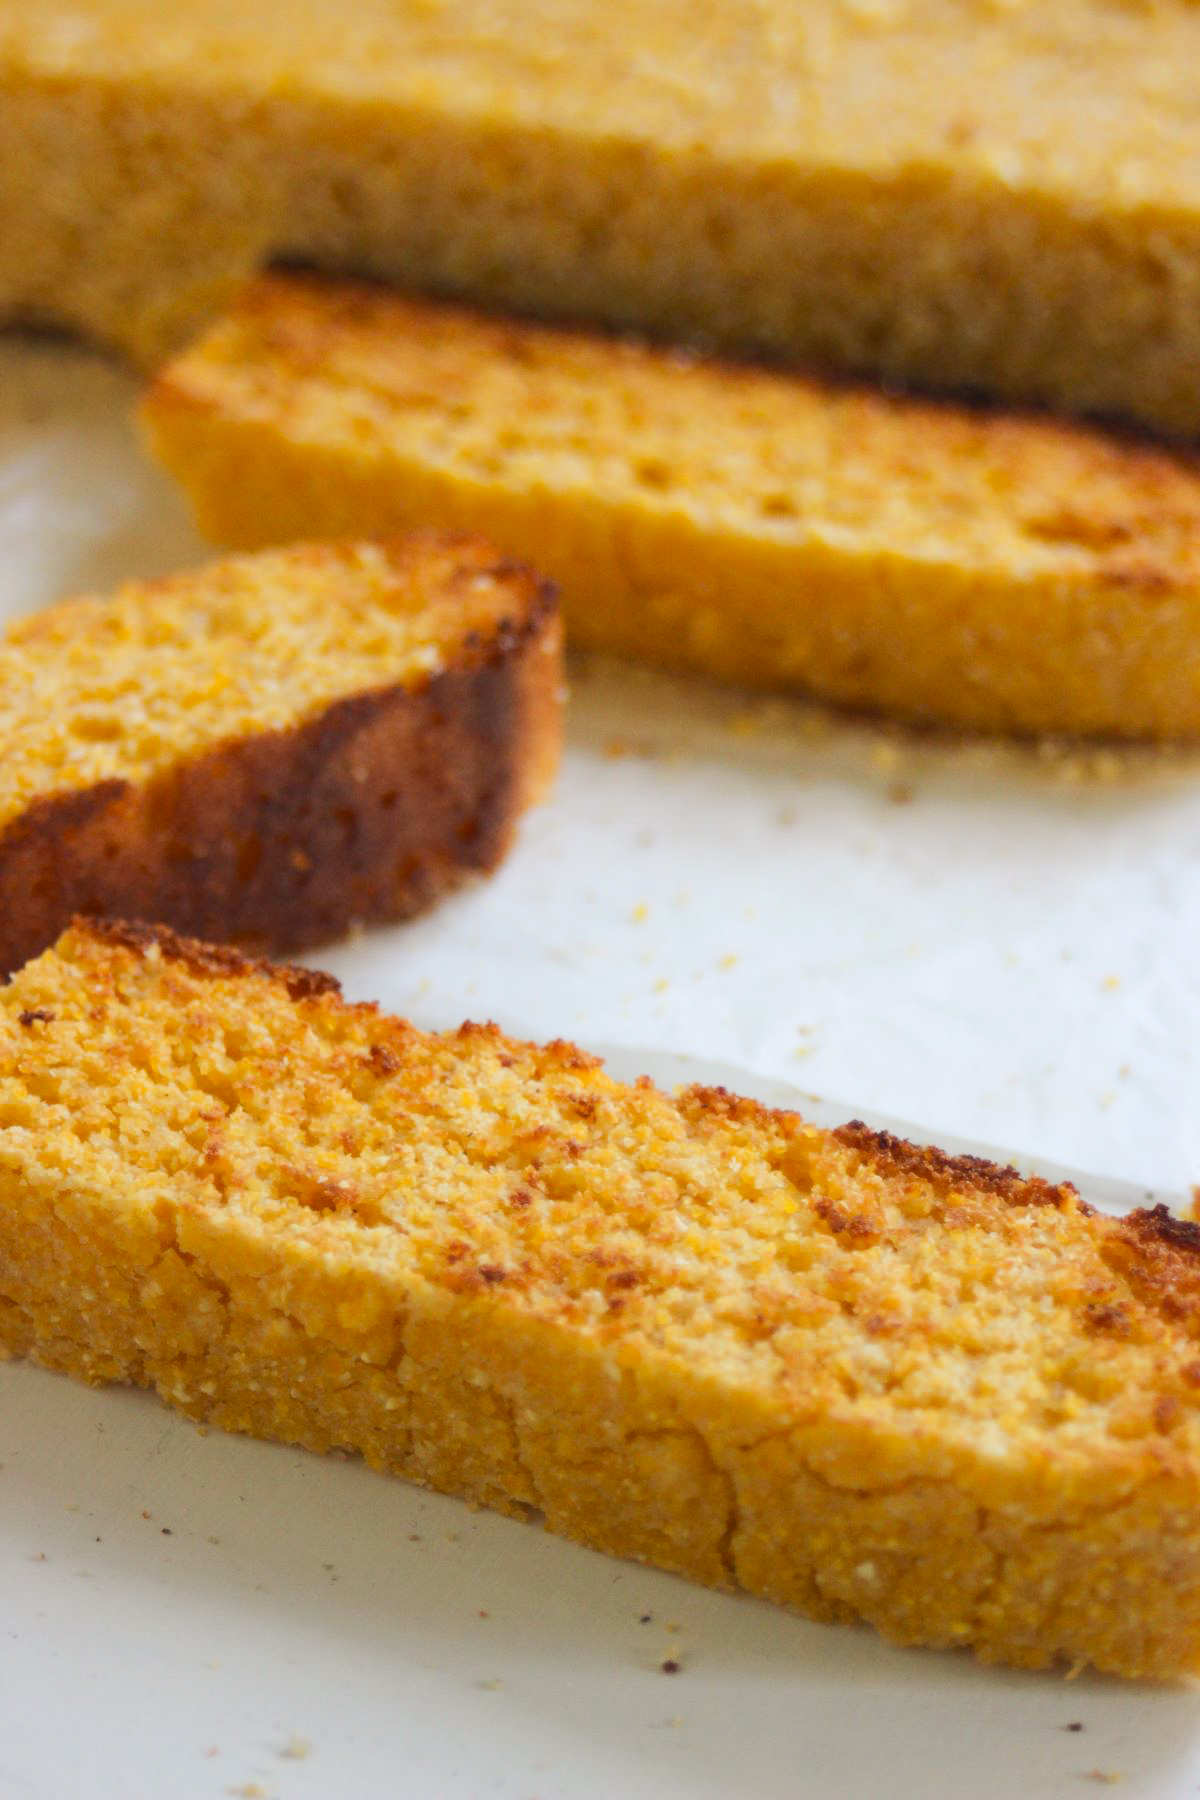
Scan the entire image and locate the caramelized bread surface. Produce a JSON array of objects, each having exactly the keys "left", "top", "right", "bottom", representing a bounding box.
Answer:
[
  {"left": 0, "top": 537, "right": 560, "bottom": 970},
  {"left": 148, "top": 274, "right": 1200, "bottom": 739},
  {"left": 3, "top": 920, "right": 1200, "bottom": 1678}
]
